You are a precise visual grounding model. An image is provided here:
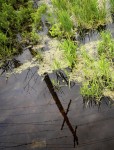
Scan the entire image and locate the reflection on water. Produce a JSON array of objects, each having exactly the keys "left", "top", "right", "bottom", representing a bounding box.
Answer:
[
  {"left": 0, "top": 66, "right": 114, "bottom": 149},
  {"left": 0, "top": 59, "right": 21, "bottom": 75},
  {"left": 77, "top": 23, "right": 114, "bottom": 44},
  {"left": 44, "top": 73, "right": 78, "bottom": 147}
]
